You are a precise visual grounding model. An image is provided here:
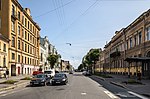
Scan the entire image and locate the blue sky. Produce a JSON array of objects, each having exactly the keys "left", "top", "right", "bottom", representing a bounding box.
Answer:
[{"left": 19, "top": 0, "right": 150, "bottom": 69}]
